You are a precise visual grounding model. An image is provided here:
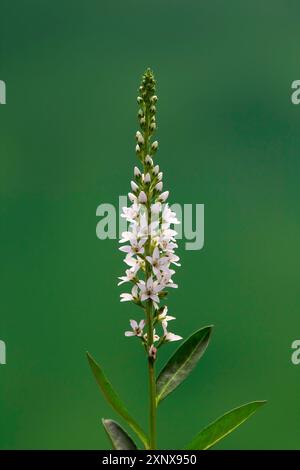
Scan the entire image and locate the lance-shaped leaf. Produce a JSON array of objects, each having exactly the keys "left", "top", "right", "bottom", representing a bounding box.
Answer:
[
  {"left": 185, "top": 400, "right": 267, "bottom": 450},
  {"left": 87, "top": 352, "right": 149, "bottom": 449},
  {"left": 156, "top": 325, "right": 213, "bottom": 405},
  {"left": 102, "top": 419, "right": 138, "bottom": 450}
]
